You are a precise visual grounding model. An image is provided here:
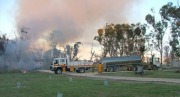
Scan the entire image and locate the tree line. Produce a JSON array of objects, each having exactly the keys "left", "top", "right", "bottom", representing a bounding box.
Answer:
[
  {"left": 0, "top": 28, "right": 83, "bottom": 71},
  {"left": 94, "top": 23, "right": 146, "bottom": 57},
  {"left": 94, "top": 2, "right": 180, "bottom": 66}
]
